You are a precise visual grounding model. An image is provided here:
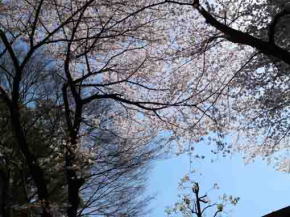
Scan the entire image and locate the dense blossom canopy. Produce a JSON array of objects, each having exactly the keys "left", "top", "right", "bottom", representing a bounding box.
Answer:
[{"left": 1, "top": 0, "right": 290, "bottom": 216}]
